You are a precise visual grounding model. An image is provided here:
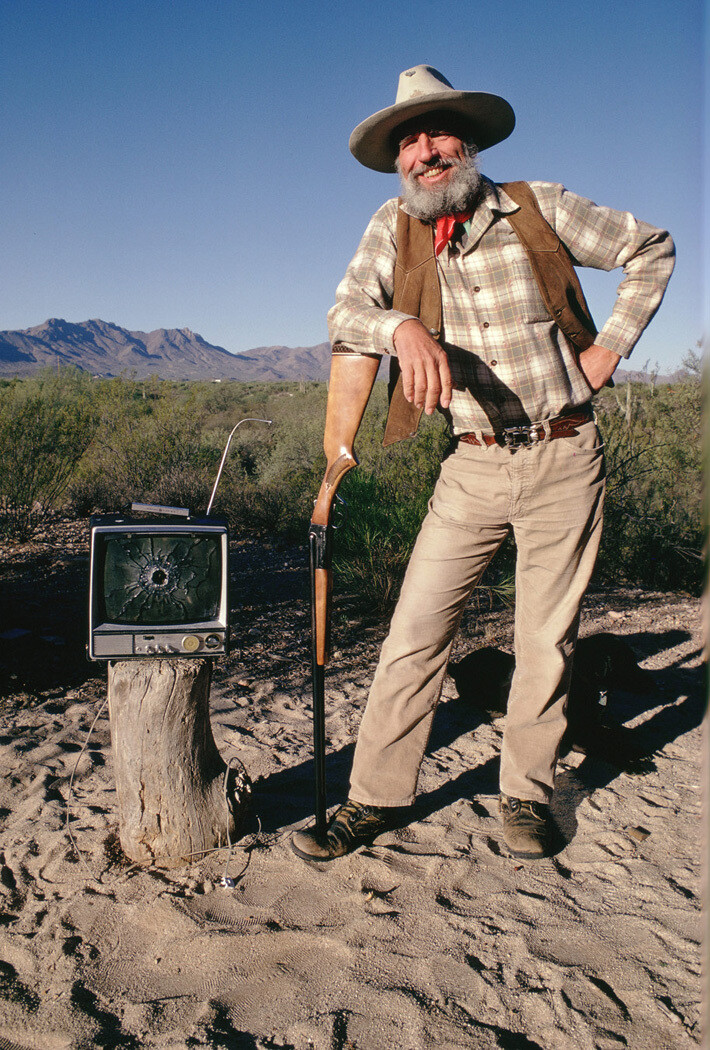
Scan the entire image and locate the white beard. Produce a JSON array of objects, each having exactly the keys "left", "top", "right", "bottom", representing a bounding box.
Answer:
[{"left": 396, "top": 146, "right": 483, "bottom": 221}]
